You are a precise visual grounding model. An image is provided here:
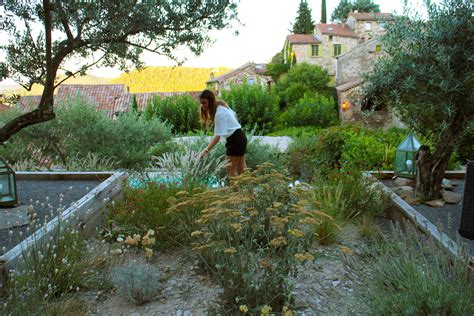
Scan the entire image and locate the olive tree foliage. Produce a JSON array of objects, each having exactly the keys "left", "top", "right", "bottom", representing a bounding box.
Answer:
[
  {"left": 0, "top": 0, "right": 239, "bottom": 143},
  {"left": 363, "top": 0, "right": 473, "bottom": 199}
]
